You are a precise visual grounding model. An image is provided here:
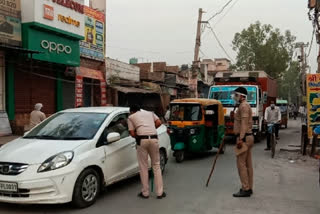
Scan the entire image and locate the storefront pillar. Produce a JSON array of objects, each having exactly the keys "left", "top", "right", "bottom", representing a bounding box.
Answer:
[
  {"left": 56, "top": 72, "right": 63, "bottom": 112},
  {"left": 6, "top": 62, "right": 15, "bottom": 120}
]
